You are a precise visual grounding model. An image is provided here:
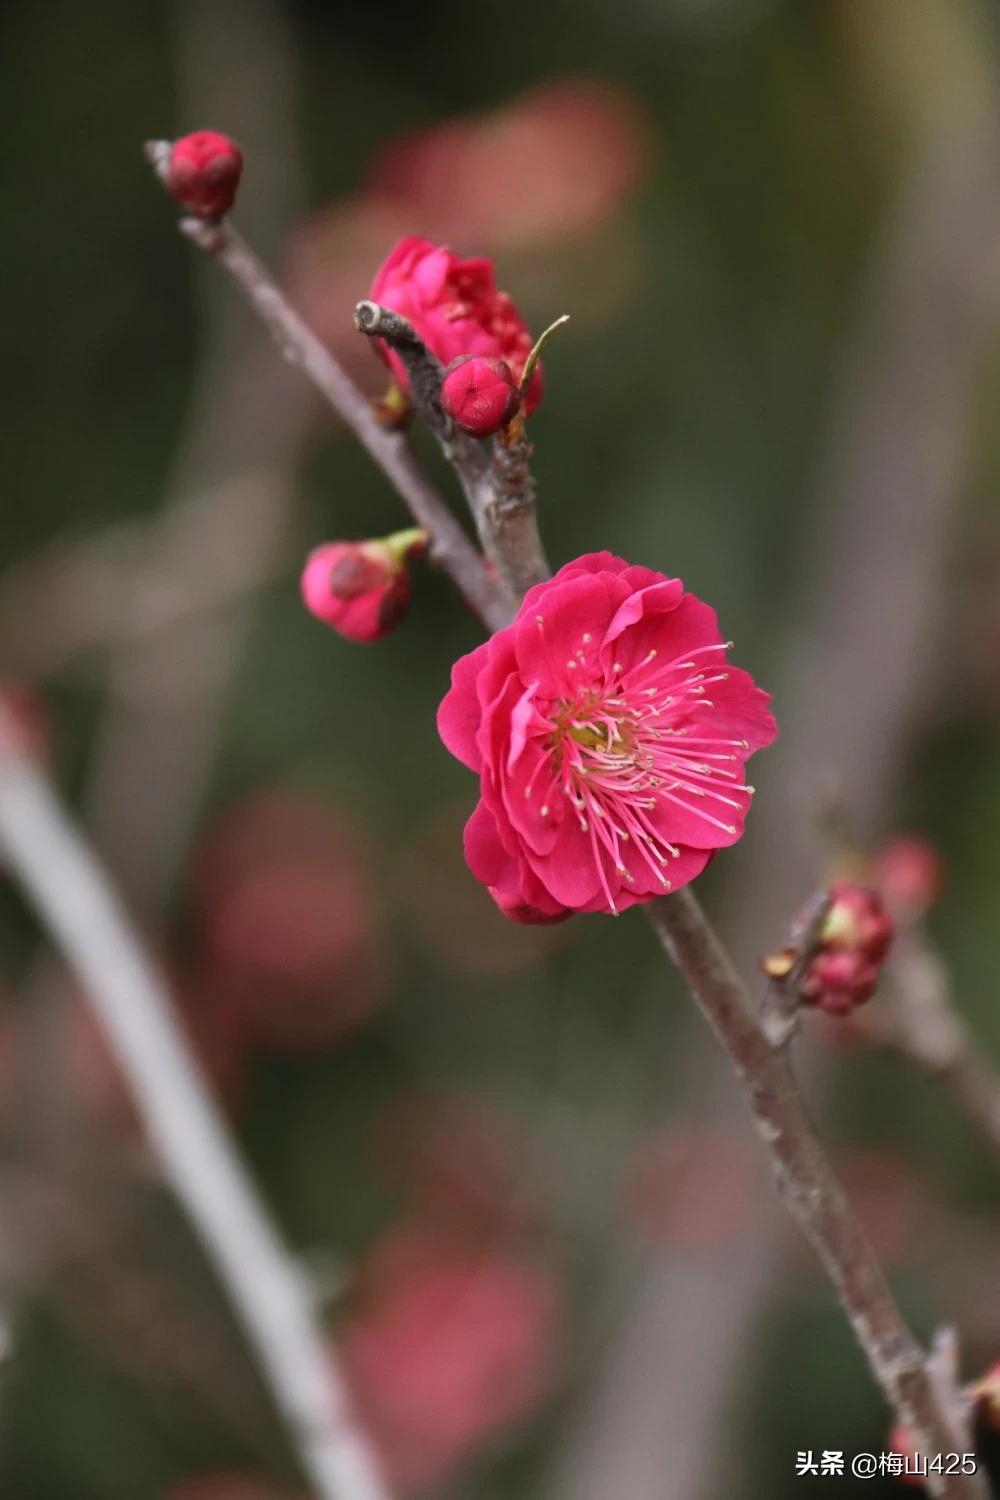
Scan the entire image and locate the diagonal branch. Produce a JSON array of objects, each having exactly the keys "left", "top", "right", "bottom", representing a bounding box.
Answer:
[
  {"left": 863, "top": 928, "right": 1000, "bottom": 1165},
  {"left": 646, "top": 888, "right": 982, "bottom": 1498},
  {"left": 0, "top": 732, "right": 391, "bottom": 1500},
  {"left": 158, "top": 202, "right": 513, "bottom": 634}
]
